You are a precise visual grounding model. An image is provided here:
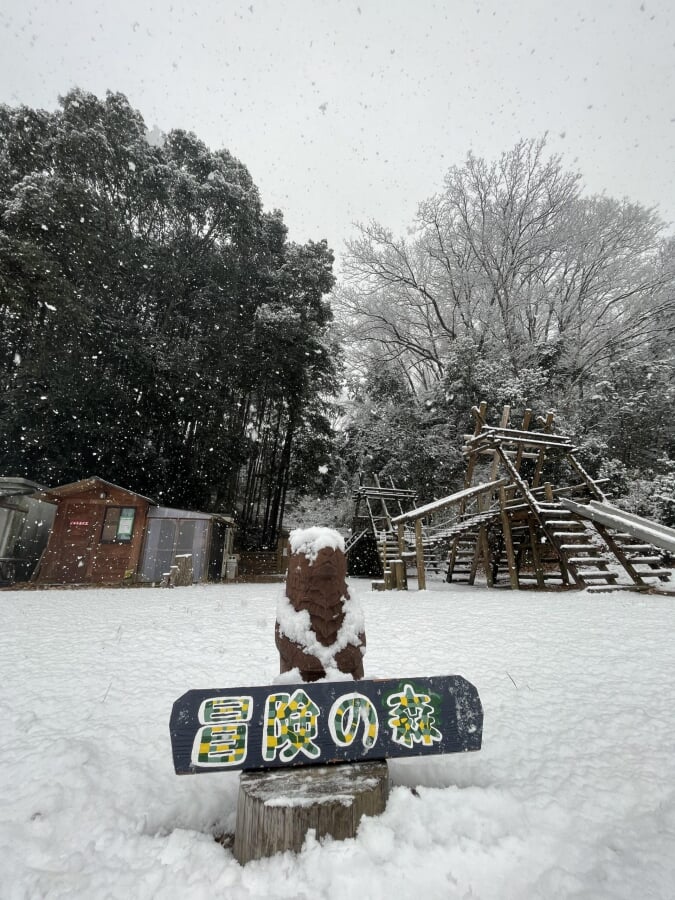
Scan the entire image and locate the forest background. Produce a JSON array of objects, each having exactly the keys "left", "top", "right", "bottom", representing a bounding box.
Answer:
[{"left": 1, "top": 90, "right": 673, "bottom": 547}]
